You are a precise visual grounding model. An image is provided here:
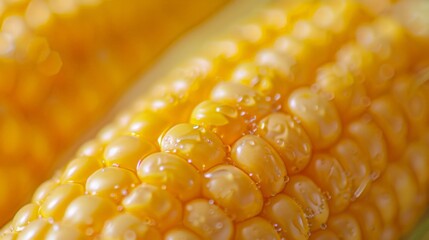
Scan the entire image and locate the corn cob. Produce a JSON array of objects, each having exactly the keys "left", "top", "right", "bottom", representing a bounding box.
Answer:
[
  {"left": 0, "top": 0, "right": 229, "bottom": 225},
  {"left": 2, "top": 0, "right": 429, "bottom": 239}
]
